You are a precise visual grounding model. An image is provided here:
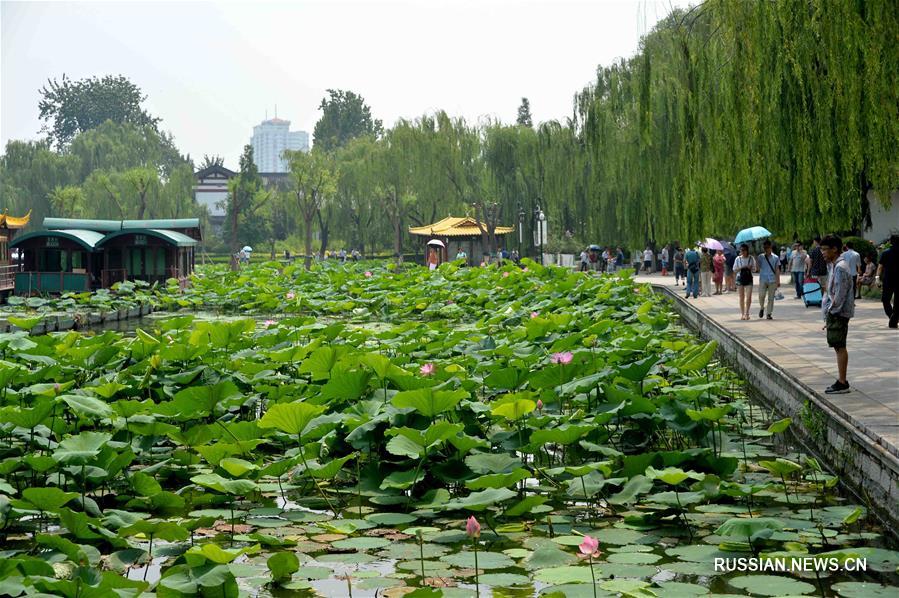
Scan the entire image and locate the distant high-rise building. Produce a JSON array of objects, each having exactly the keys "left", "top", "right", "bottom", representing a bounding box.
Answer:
[{"left": 250, "top": 117, "right": 310, "bottom": 173}]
